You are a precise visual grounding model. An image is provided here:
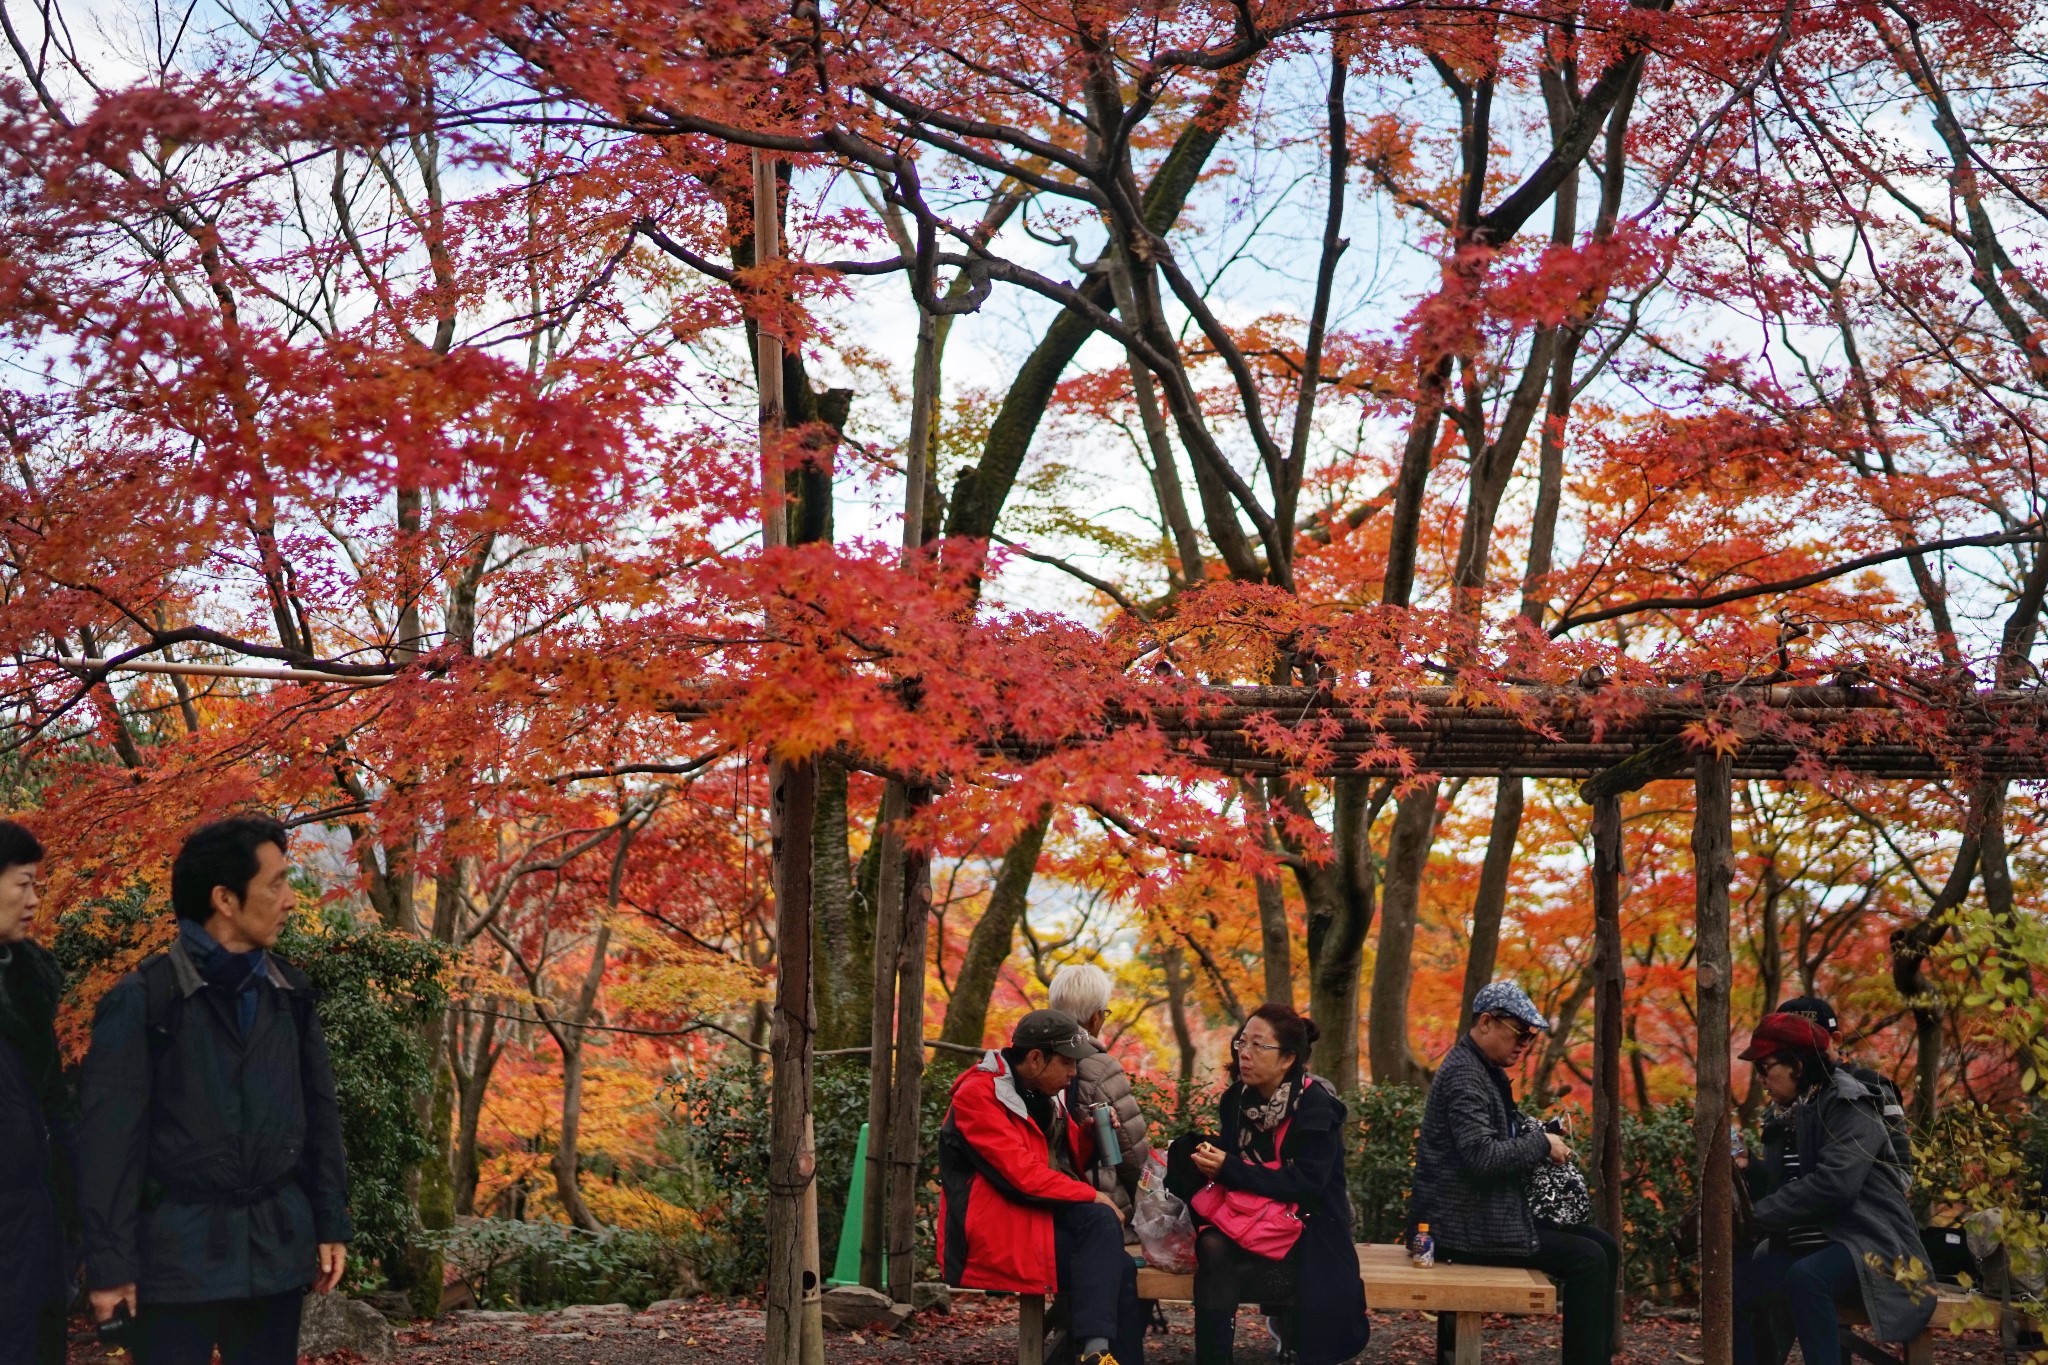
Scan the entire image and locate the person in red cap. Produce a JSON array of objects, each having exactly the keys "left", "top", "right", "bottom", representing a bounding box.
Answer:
[
  {"left": 1729, "top": 1013, "right": 1934, "bottom": 1365},
  {"left": 1771, "top": 995, "right": 1914, "bottom": 1190}
]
